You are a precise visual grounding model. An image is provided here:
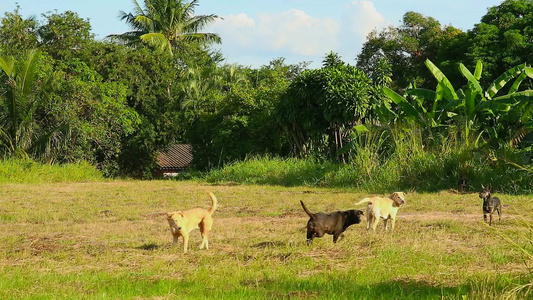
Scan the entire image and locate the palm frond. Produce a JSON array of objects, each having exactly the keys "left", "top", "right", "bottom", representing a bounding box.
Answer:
[
  {"left": 140, "top": 32, "right": 173, "bottom": 54},
  {"left": 19, "top": 49, "right": 40, "bottom": 96}
]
